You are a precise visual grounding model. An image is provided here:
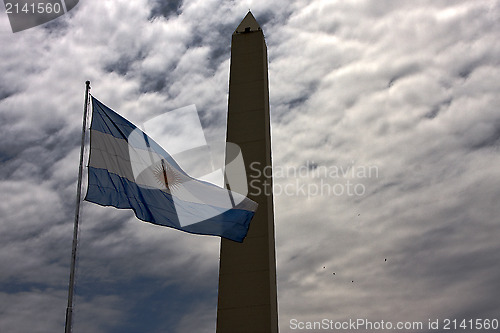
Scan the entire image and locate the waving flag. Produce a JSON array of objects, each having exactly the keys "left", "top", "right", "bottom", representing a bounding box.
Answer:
[{"left": 85, "top": 97, "right": 257, "bottom": 242}]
